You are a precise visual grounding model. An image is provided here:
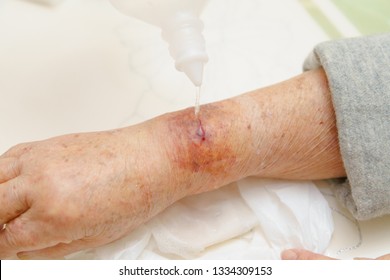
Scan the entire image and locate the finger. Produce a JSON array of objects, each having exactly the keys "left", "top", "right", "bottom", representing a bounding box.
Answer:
[
  {"left": 0, "top": 178, "right": 29, "bottom": 226},
  {"left": 0, "top": 179, "right": 28, "bottom": 222},
  {"left": 281, "top": 249, "right": 337, "bottom": 260},
  {"left": 0, "top": 158, "right": 21, "bottom": 183},
  {"left": 17, "top": 239, "right": 102, "bottom": 260}
]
